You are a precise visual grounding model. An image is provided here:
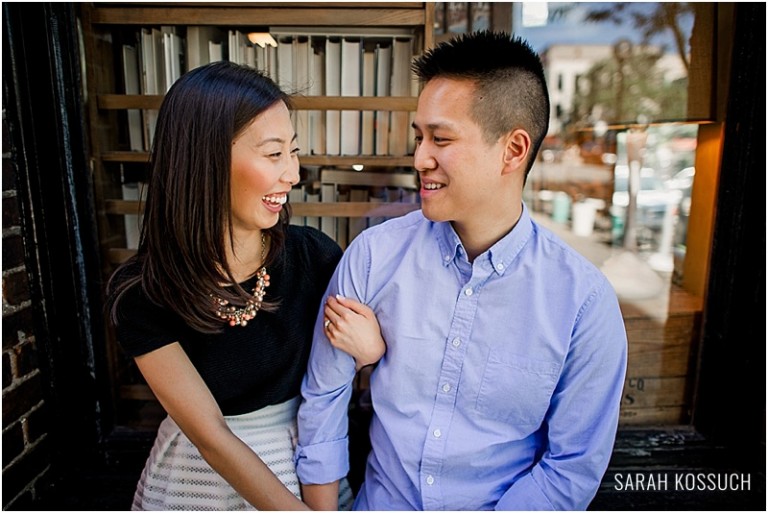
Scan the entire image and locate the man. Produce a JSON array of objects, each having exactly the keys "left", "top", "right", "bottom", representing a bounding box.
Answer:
[{"left": 295, "top": 31, "right": 628, "bottom": 510}]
